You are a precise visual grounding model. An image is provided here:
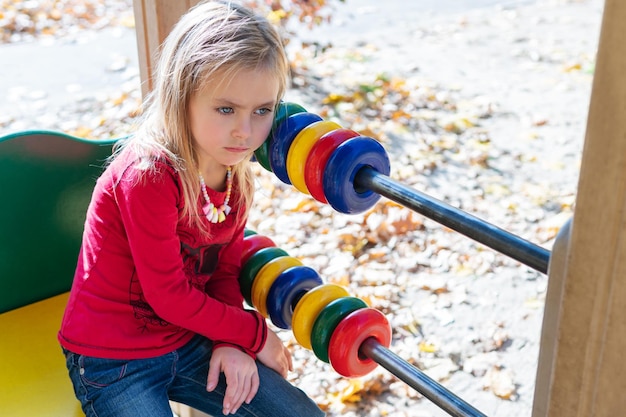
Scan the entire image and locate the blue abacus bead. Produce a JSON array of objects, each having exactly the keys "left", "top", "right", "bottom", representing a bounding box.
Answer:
[
  {"left": 269, "top": 112, "right": 323, "bottom": 185},
  {"left": 323, "top": 136, "right": 391, "bottom": 214},
  {"left": 266, "top": 265, "right": 324, "bottom": 329}
]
